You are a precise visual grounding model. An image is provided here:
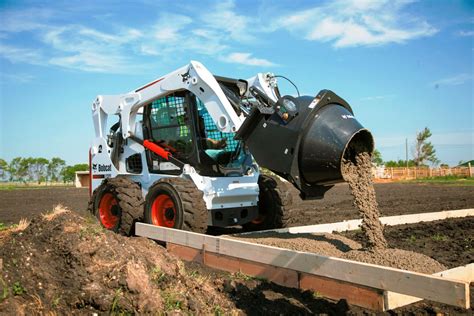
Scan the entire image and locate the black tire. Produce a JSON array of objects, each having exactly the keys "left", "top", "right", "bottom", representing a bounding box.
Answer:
[
  {"left": 243, "top": 174, "right": 292, "bottom": 231},
  {"left": 89, "top": 177, "right": 144, "bottom": 236},
  {"left": 144, "top": 177, "right": 208, "bottom": 233}
]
